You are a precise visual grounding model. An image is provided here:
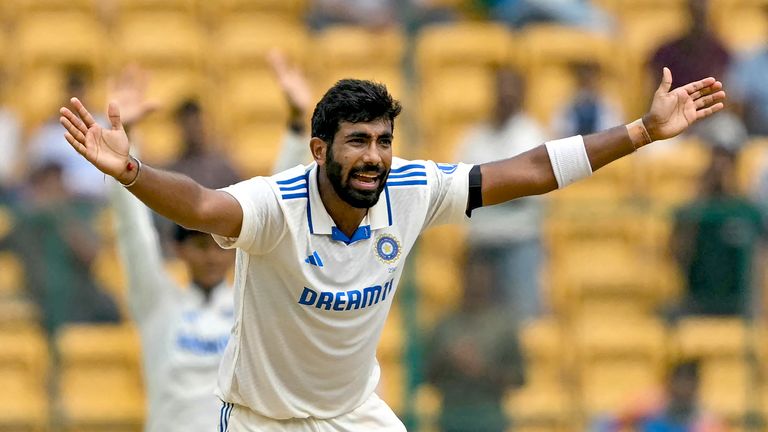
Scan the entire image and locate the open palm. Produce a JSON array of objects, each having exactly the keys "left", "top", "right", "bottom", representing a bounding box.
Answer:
[
  {"left": 643, "top": 67, "right": 725, "bottom": 141},
  {"left": 60, "top": 98, "right": 133, "bottom": 181}
]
